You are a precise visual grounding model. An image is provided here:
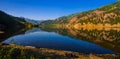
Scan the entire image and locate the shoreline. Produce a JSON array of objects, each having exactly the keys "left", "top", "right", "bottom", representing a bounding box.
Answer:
[
  {"left": 0, "top": 44, "right": 119, "bottom": 59},
  {"left": 2, "top": 43, "right": 117, "bottom": 54}
]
